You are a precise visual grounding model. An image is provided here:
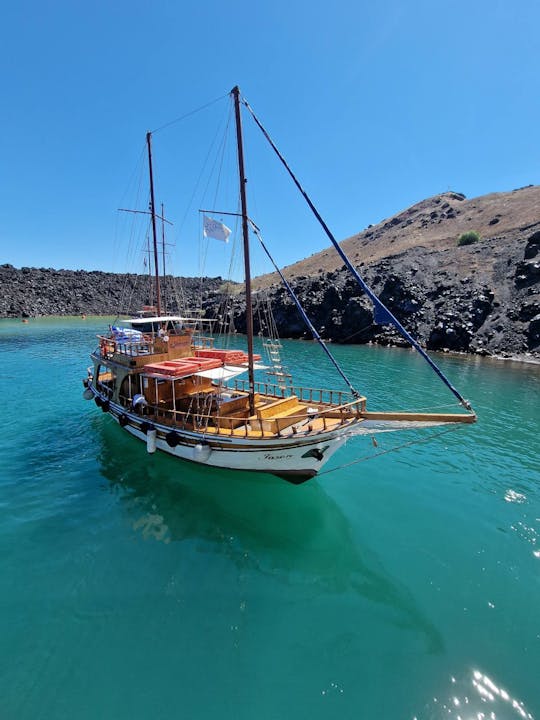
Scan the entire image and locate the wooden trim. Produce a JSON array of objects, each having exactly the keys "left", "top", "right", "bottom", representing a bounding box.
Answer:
[{"left": 360, "top": 411, "right": 477, "bottom": 424}]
